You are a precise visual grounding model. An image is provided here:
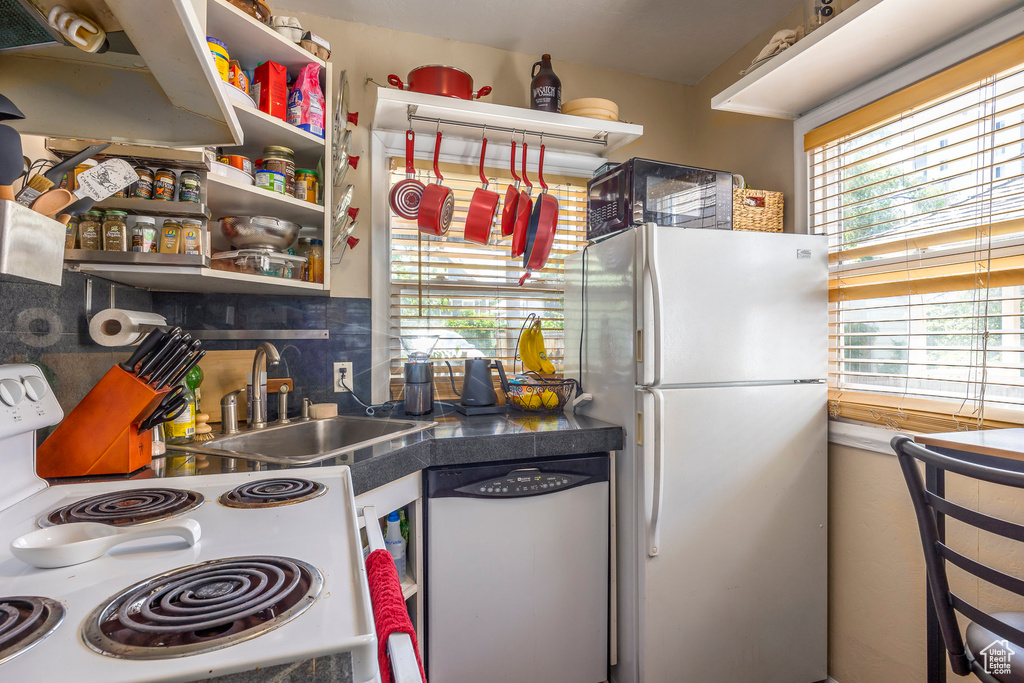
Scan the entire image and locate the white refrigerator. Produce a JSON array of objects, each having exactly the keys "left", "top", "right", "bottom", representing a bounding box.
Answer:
[{"left": 565, "top": 224, "right": 828, "bottom": 683}]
